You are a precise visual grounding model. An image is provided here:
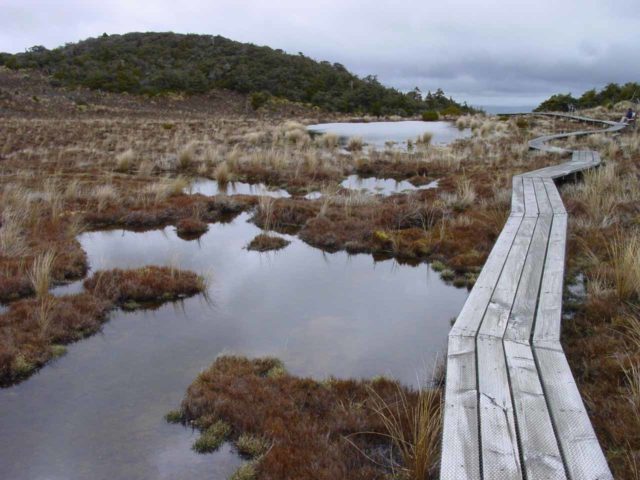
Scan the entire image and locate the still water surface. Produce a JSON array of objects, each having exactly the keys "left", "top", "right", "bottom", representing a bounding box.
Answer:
[
  {"left": 307, "top": 120, "right": 471, "bottom": 149},
  {"left": 0, "top": 213, "right": 468, "bottom": 480}
]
